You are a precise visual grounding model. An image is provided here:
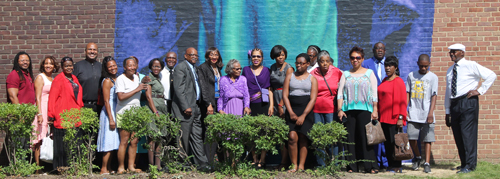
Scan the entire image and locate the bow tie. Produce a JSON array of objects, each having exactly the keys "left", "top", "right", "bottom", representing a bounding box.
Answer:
[{"left": 376, "top": 60, "right": 383, "bottom": 64}]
